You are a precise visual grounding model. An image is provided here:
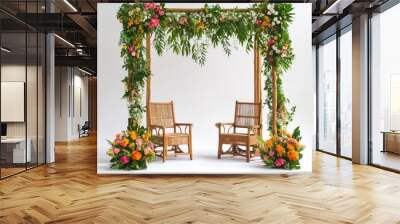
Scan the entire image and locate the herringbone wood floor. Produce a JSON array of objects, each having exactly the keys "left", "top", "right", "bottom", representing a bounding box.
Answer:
[{"left": 1, "top": 135, "right": 400, "bottom": 224}]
